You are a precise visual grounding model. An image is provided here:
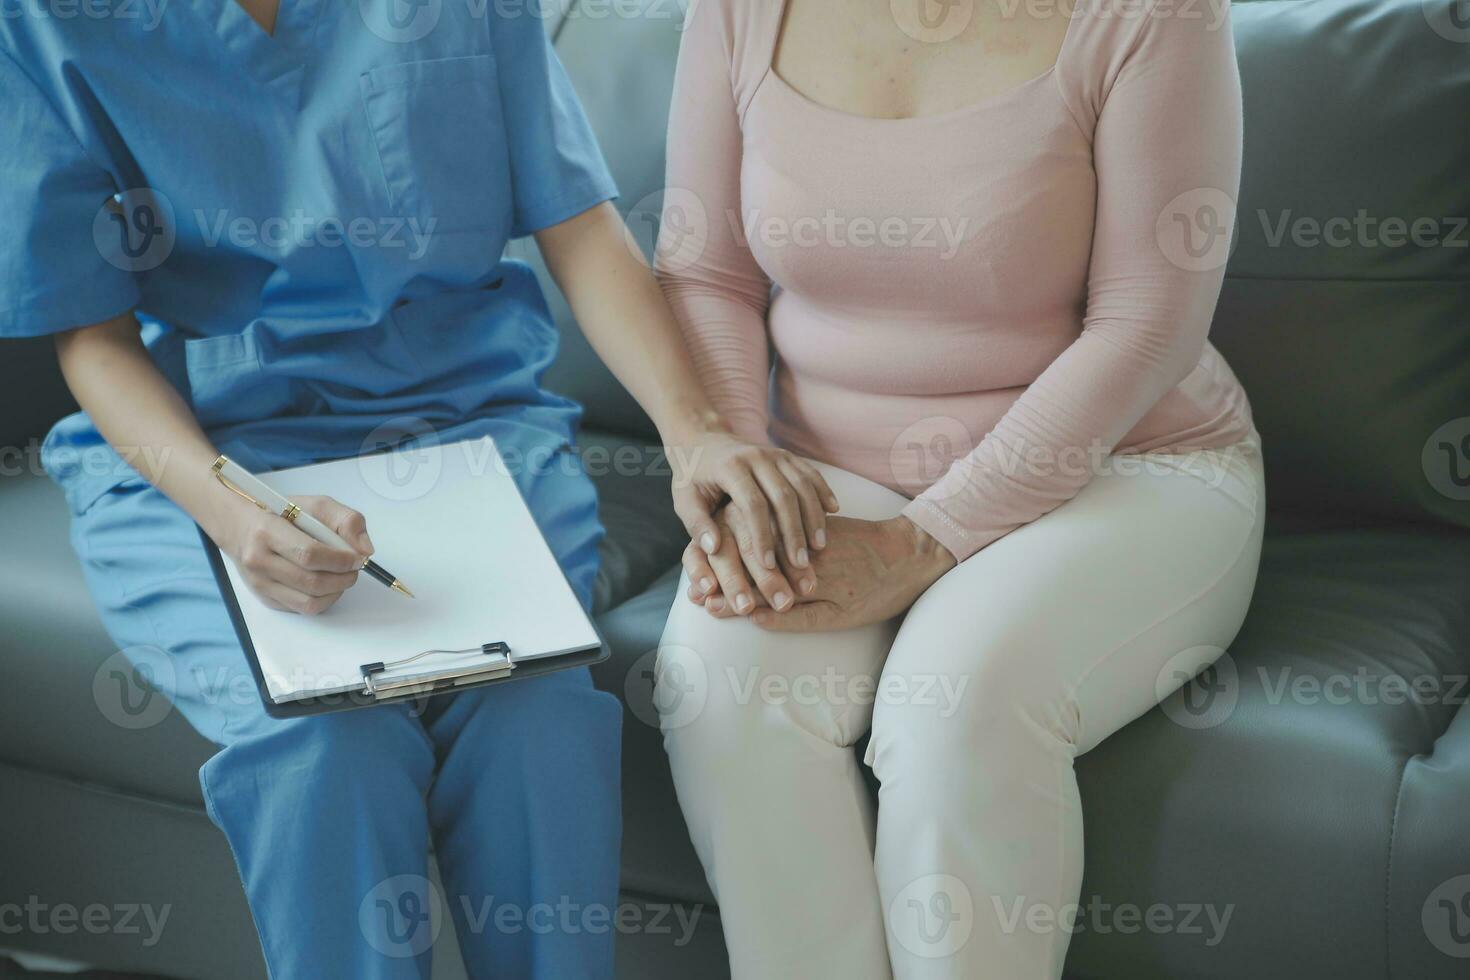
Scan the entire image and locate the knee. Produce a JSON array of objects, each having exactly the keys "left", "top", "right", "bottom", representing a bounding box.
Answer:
[
  {"left": 868, "top": 641, "right": 1077, "bottom": 777},
  {"left": 201, "top": 705, "right": 431, "bottom": 811},
  {"left": 655, "top": 608, "right": 866, "bottom": 755},
  {"left": 653, "top": 624, "right": 765, "bottom": 752}
]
